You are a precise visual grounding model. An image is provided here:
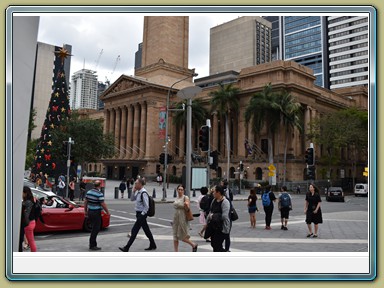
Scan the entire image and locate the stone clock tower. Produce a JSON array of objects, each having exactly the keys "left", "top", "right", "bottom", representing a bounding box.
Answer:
[{"left": 135, "top": 16, "right": 196, "bottom": 88}]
